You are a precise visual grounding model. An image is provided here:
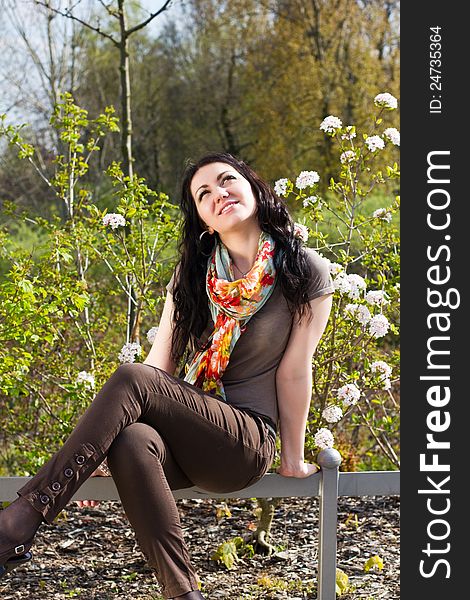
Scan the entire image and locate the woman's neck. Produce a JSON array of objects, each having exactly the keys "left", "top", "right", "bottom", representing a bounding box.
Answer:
[{"left": 219, "top": 225, "right": 262, "bottom": 274}]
